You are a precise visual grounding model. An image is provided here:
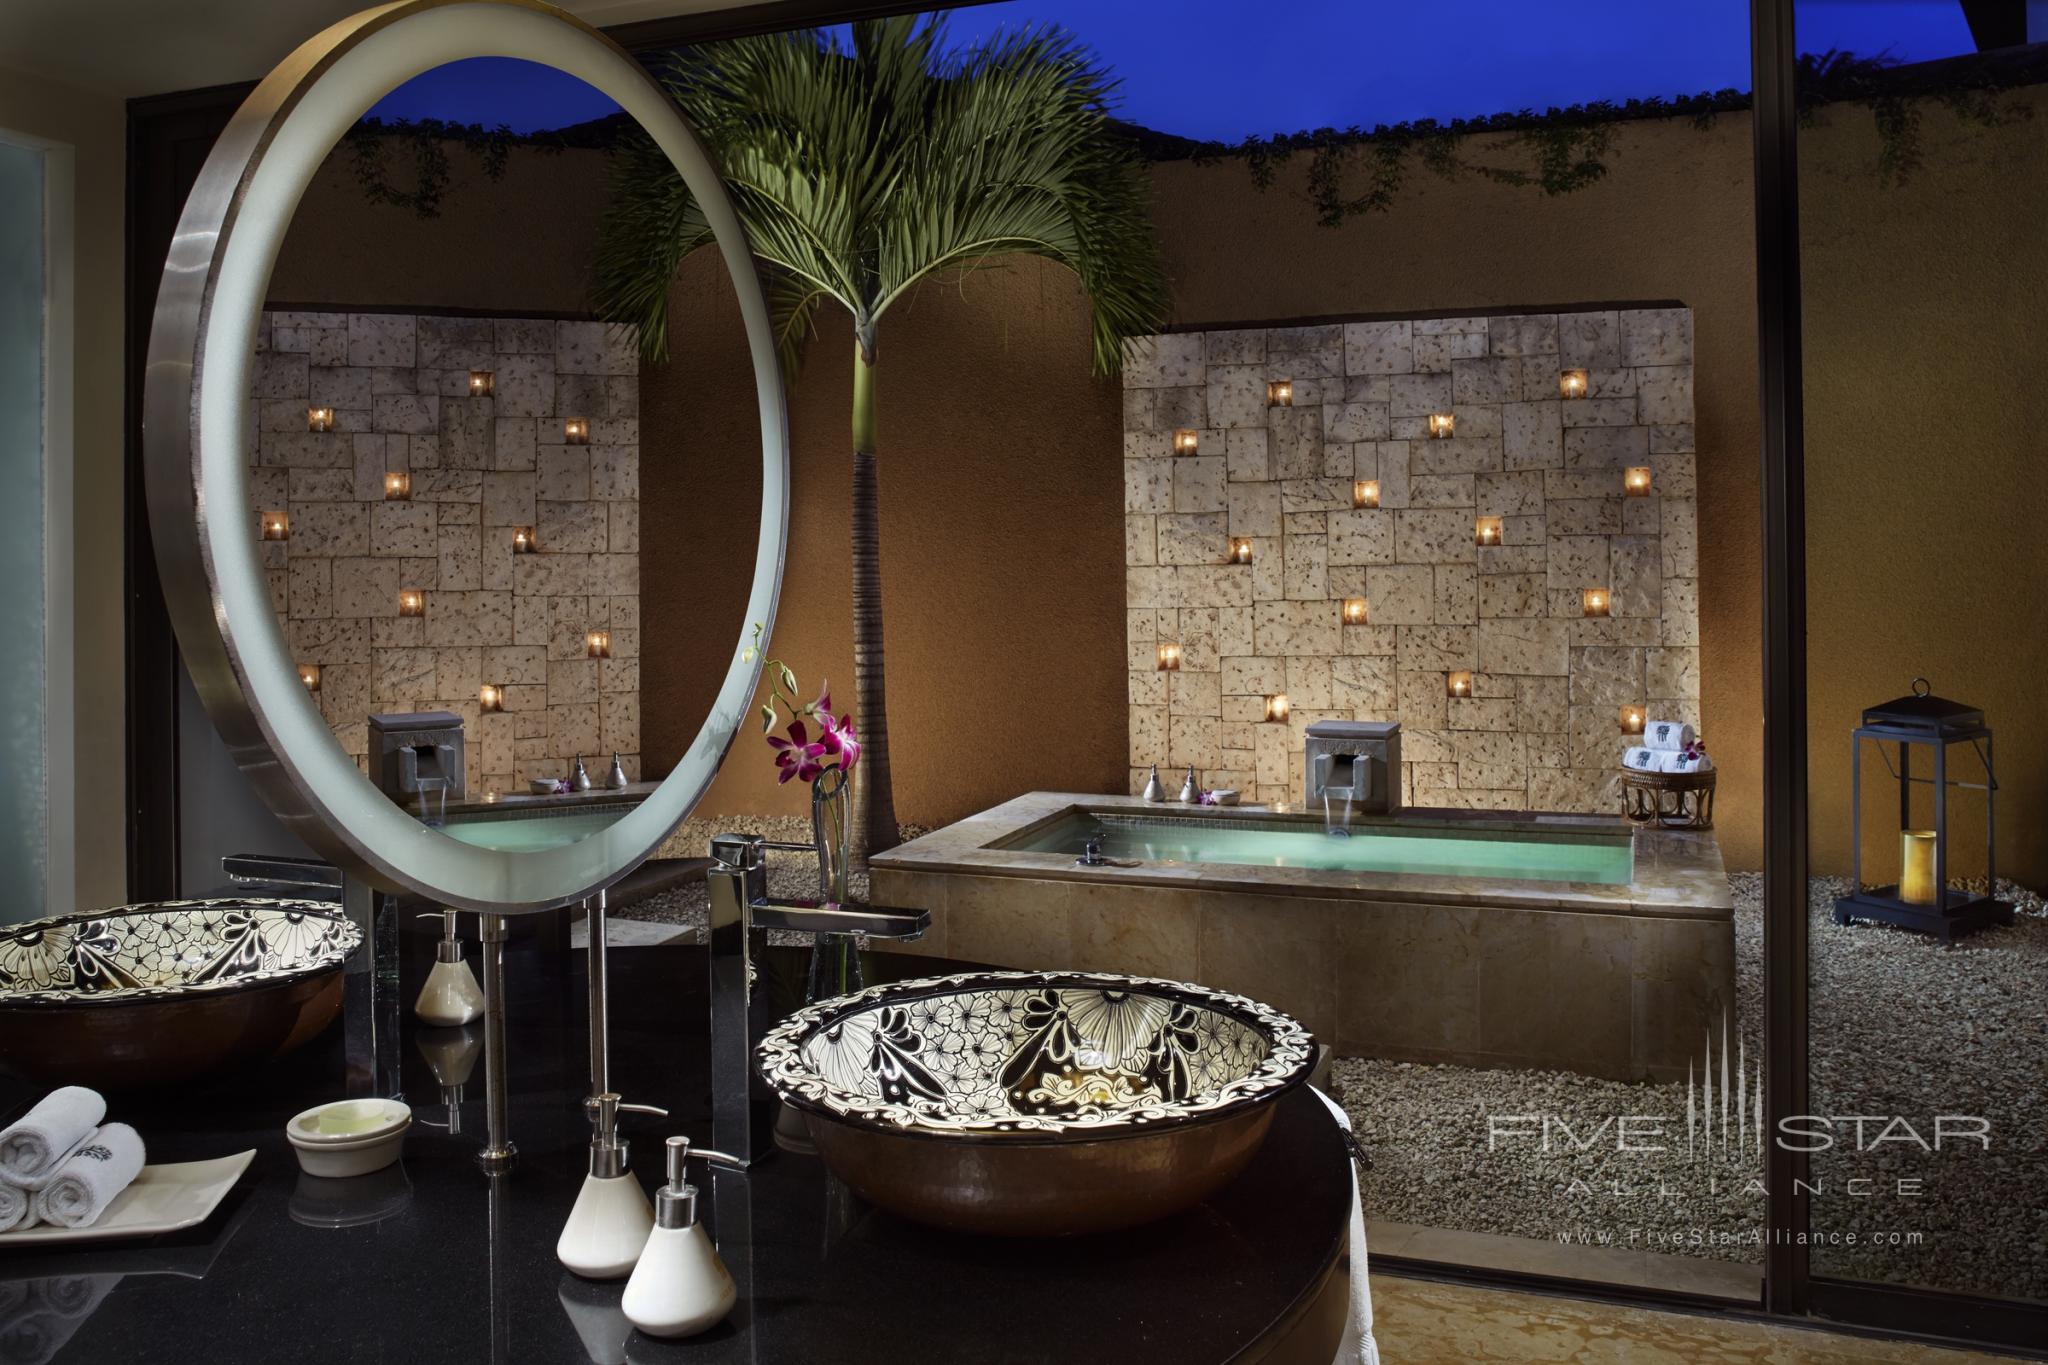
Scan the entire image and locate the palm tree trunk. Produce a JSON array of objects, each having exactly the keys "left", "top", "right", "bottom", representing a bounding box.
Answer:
[{"left": 849, "top": 343, "right": 898, "bottom": 866}]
